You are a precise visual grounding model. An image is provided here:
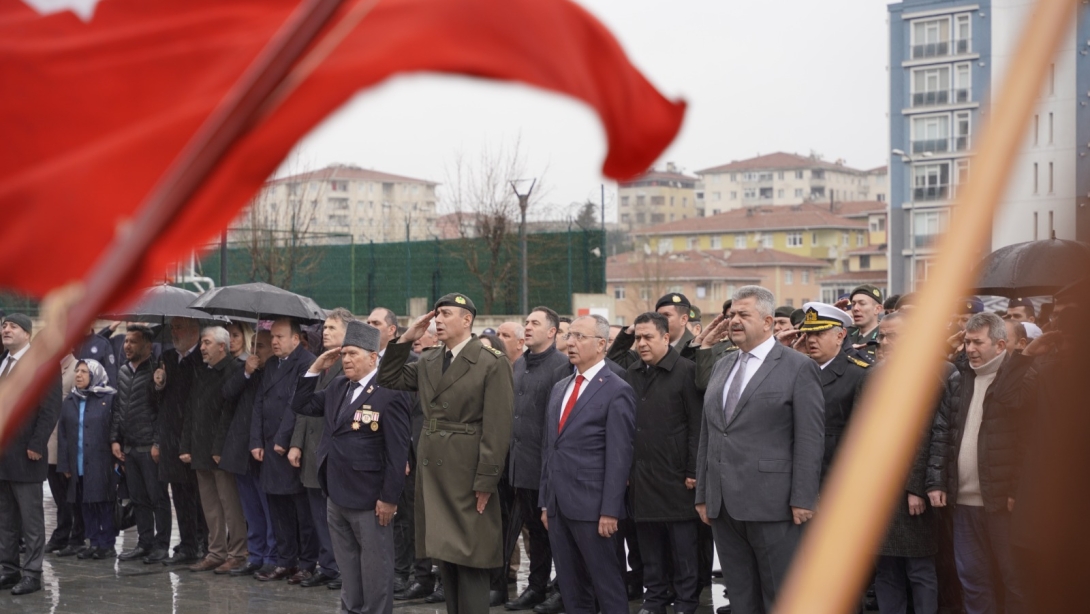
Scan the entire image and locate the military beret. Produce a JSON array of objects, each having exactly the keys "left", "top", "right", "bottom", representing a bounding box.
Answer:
[
  {"left": 958, "top": 297, "right": 984, "bottom": 314},
  {"left": 798, "top": 302, "right": 852, "bottom": 333},
  {"left": 850, "top": 285, "right": 883, "bottom": 304},
  {"left": 1007, "top": 297, "right": 1035, "bottom": 313},
  {"left": 688, "top": 305, "right": 702, "bottom": 323},
  {"left": 774, "top": 305, "right": 795, "bottom": 319},
  {"left": 342, "top": 319, "right": 380, "bottom": 352},
  {"left": 655, "top": 293, "right": 690, "bottom": 312},
  {"left": 434, "top": 293, "right": 476, "bottom": 317},
  {"left": 790, "top": 308, "right": 806, "bottom": 328},
  {"left": 2, "top": 313, "right": 32, "bottom": 335}
]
